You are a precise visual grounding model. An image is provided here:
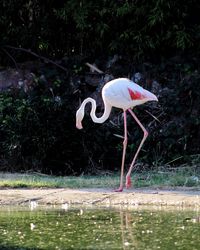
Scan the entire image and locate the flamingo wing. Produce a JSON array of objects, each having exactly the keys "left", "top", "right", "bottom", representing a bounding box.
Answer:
[{"left": 102, "top": 78, "right": 157, "bottom": 110}]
